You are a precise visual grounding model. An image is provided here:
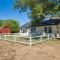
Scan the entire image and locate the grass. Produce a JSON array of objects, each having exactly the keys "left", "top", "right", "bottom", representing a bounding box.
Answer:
[{"left": 43, "top": 39, "right": 60, "bottom": 45}]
